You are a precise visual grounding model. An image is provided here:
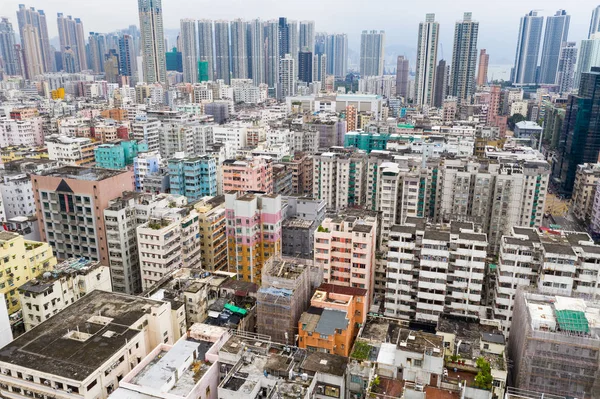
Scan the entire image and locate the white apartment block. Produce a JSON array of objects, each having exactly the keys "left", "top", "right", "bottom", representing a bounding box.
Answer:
[
  {"left": 313, "top": 210, "right": 378, "bottom": 308},
  {"left": 0, "top": 117, "right": 42, "bottom": 147},
  {"left": 133, "top": 151, "right": 162, "bottom": 192},
  {"left": 385, "top": 218, "right": 486, "bottom": 324},
  {"left": 572, "top": 163, "right": 600, "bottom": 223},
  {"left": 18, "top": 258, "right": 111, "bottom": 331},
  {"left": 0, "top": 173, "right": 36, "bottom": 220},
  {"left": 231, "top": 79, "right": 268, "bottom": 104},
  {"left": 106, "top": 193, "right": 189, "bottom": 294},
  {"left": 45, "top": 134, "right": 97, "bottom": 165},
  {"left": 312, "top": 150, "right": 367, "bottom": 210},
  {"left": 213, "top": 124, "right": 248, "bottom": 157},
  {"left": 131, "top": 117, "right": 161, "bottom": 153},
  {"left": 0, "top": 291, "right": 176, "bottom": 399},
  {"left": 438, "top": 159, "right": 549, "bottom": 253},
  {"left": 279, "top": 54, "right": 296, "bottom": 99},
  {"left": 137, "top": 206, "right": 200, "bottom": 291},
  {"left": 493, "top": 227, "right": 600, "bottom": 335}
]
